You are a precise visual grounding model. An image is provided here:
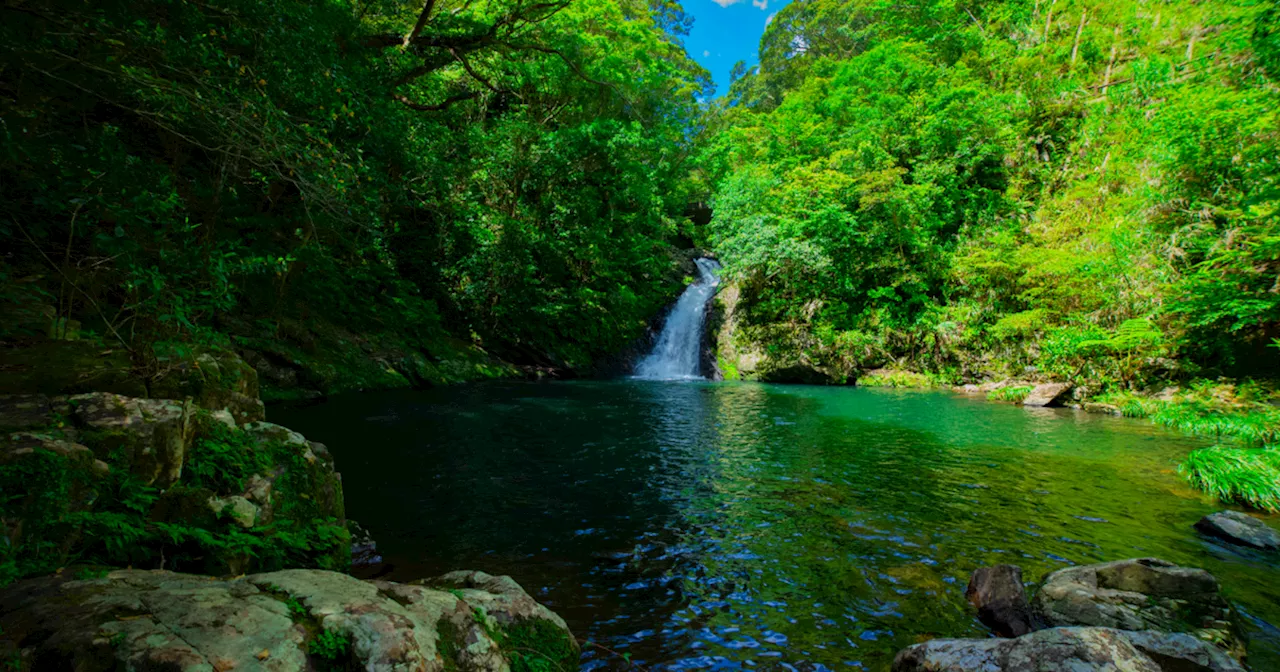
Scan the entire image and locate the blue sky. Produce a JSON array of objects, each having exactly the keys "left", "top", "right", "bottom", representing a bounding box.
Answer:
[{"left": 682, "top": 0, "right": 791, "bottom": 96}]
